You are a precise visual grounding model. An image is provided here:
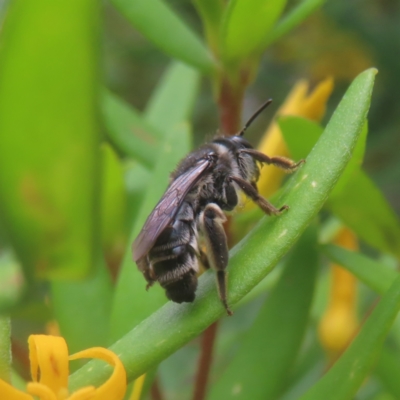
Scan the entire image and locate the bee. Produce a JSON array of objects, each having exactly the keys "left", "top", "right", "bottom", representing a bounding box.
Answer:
[{"left": 132, "top": 100, "right": 304, "bottom": 315}]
